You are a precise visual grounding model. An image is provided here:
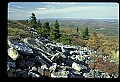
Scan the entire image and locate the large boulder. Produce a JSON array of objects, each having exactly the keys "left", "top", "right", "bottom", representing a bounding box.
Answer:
[
  {"left": 8, "top": 47, "right": 20, "bottom": 60},
  {"left": 72, "top": 62, "right": 81, "bottom": 71},
  {"left": 7, "top": 39, "right": 33, "bottom": 55}
]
